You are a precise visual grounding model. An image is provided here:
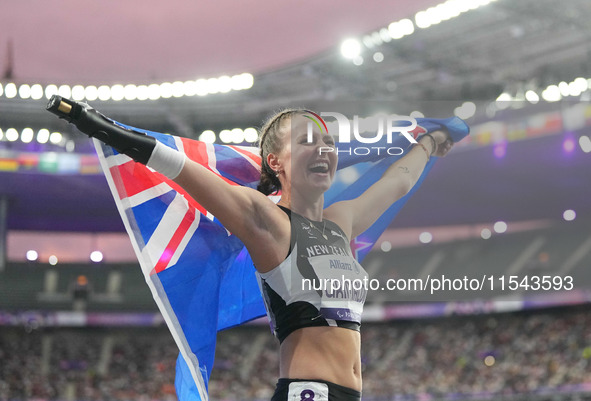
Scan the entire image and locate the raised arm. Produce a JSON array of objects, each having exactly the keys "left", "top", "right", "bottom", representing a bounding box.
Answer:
[
  {"left": 325, "top": 131, "right": 452, "bottom": 239},
  {"left": 46, "top": 96, "right": 290, "bottom": 270},
  {"left": 172, "top": 157, "right": 288, "bottom": 251}
]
